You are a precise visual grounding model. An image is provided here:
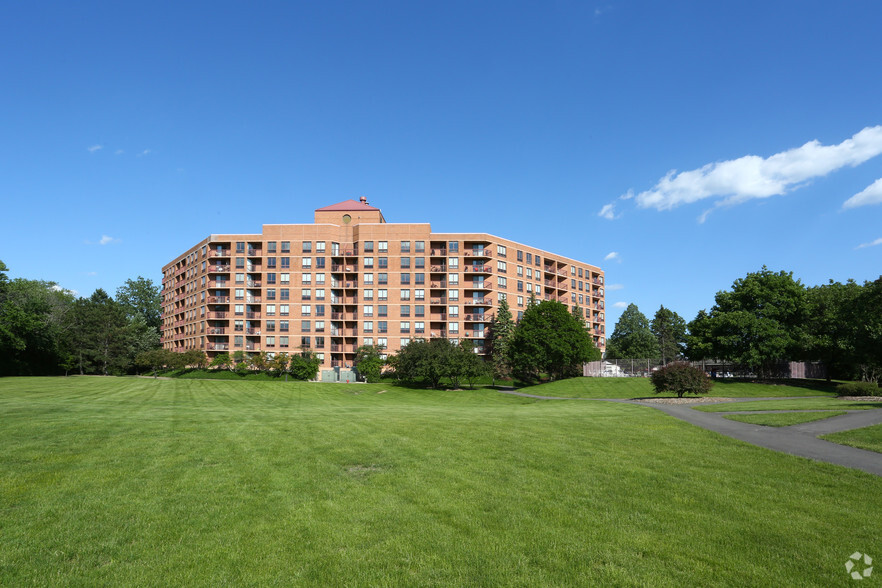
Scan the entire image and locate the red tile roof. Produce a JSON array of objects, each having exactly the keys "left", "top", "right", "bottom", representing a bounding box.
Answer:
[{"left": 315, "top": 199, "right": 380, "bottom": 212}]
